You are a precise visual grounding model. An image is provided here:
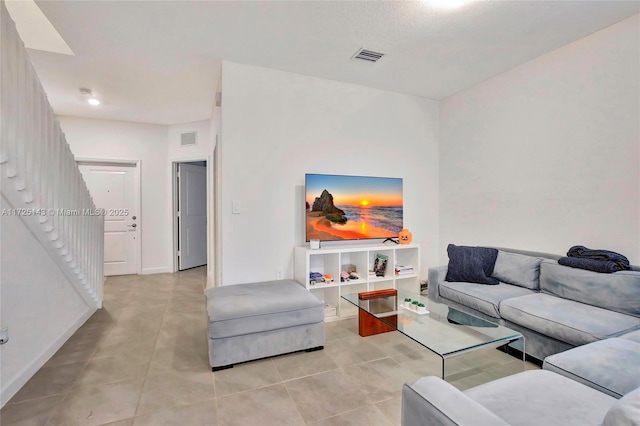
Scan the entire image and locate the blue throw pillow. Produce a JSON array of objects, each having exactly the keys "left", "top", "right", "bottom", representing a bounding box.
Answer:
[{"left": 445, "top": 244, "right": 499, "bottom": 285}]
